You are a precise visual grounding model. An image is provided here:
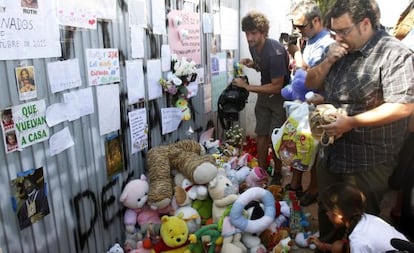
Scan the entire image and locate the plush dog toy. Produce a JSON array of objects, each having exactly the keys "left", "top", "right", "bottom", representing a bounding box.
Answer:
[{"left": 147, "top": 140, "right": 218, "bottom": 210}]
